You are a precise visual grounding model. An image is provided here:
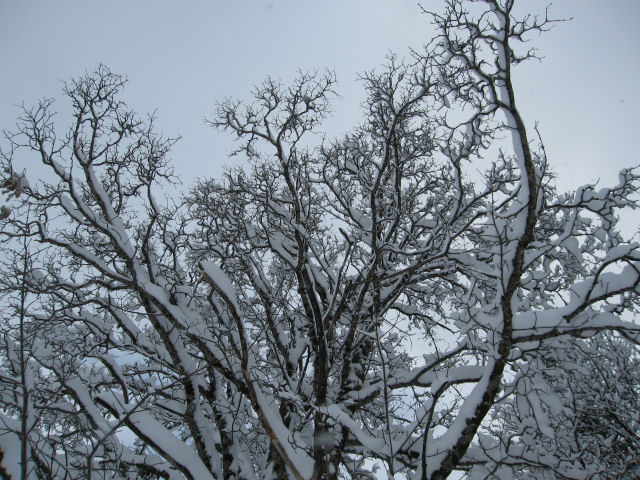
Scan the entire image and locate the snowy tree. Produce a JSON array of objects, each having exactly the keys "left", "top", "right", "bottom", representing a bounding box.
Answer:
[
  {"left": 483, "top": 332, "right": 640, "bottom": 479},
  {"left": 0, "top": 1, "right": 639, "bottom": 479},
  {"left": 0, "top": 221, "right": 40, "bottom": 479}
]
